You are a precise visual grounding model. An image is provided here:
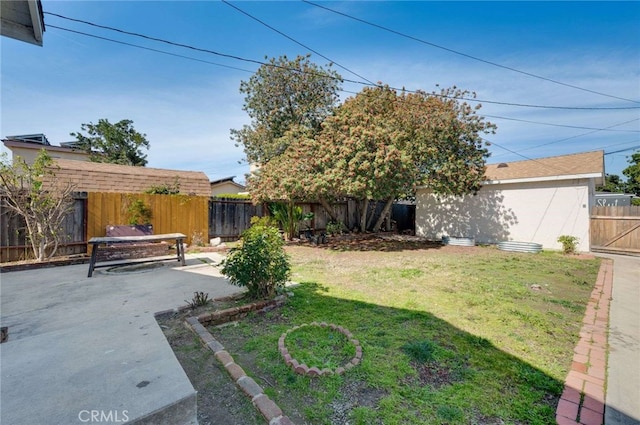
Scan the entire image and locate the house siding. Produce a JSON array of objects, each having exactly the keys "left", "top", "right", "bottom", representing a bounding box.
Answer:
[{"left": 416, "top": 178, "right": 594, "bottom": 252}]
